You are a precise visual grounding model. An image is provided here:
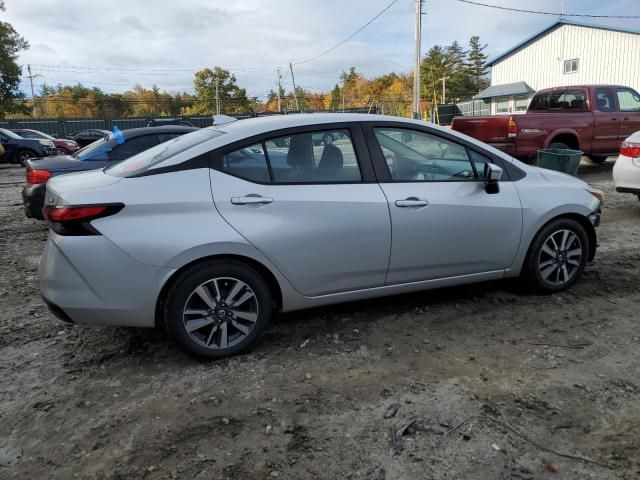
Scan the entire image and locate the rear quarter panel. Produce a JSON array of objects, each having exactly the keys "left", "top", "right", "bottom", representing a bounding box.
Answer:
[{"left": 515, "top": 112, "right": 594, "bottom": 157}]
